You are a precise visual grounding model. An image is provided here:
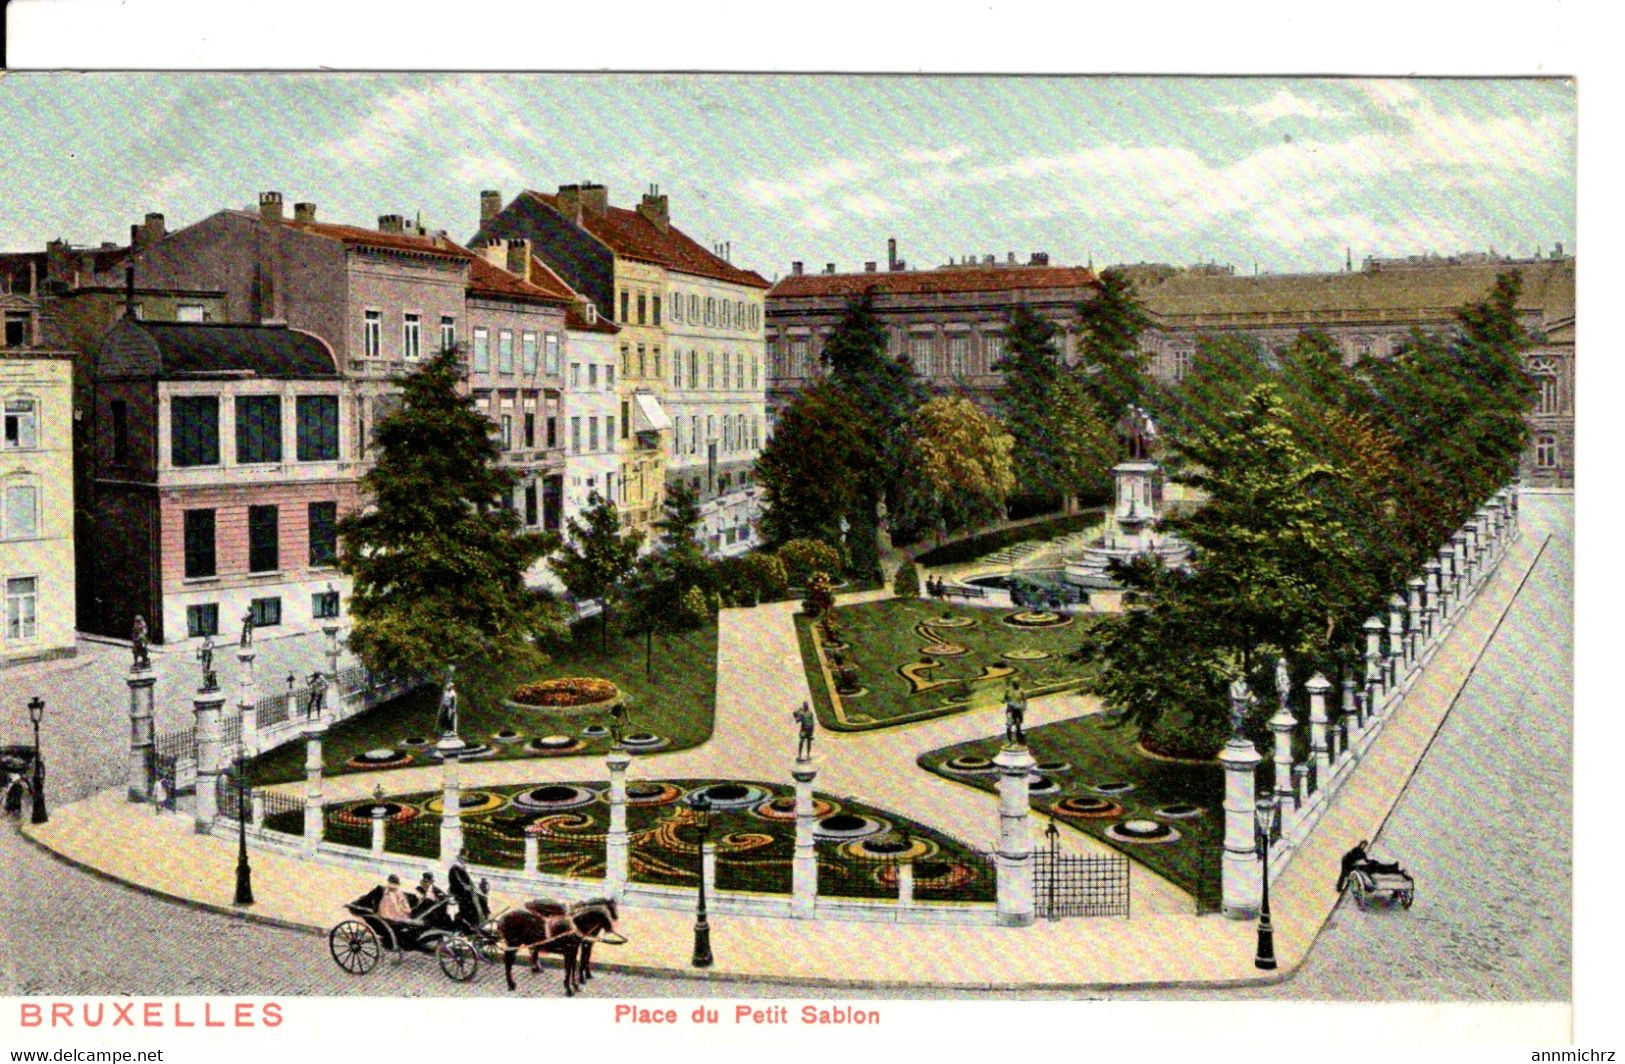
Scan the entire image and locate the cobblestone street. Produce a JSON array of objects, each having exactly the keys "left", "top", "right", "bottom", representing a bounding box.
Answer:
[{"left": 0, "top": 497, "right": 1572, "bottom": 1001}]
